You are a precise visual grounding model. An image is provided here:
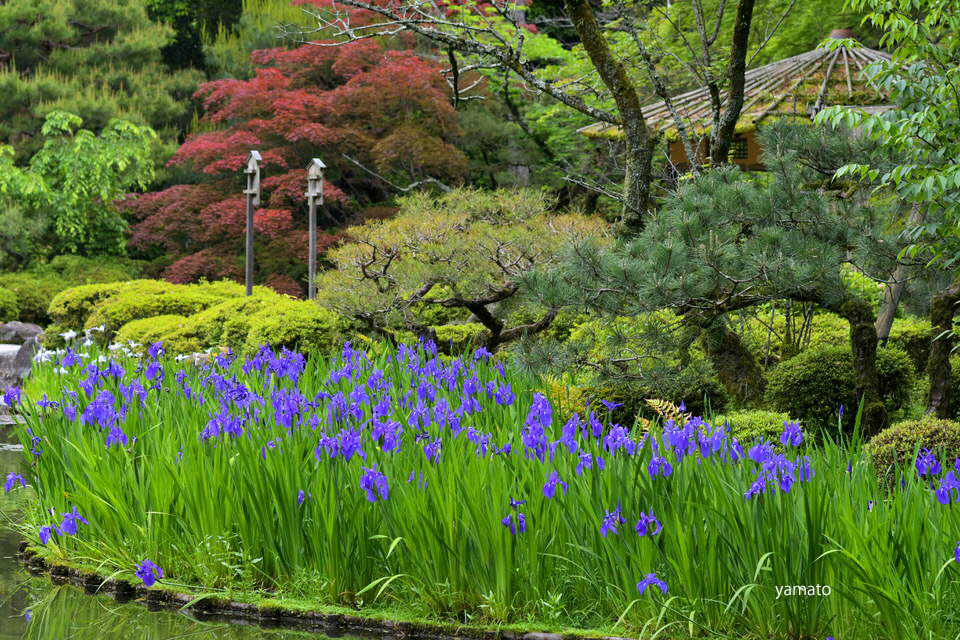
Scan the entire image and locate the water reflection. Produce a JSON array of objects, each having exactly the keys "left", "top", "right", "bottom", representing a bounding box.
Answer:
[{"left": 1, "top": 424, "right": 346, "bottom": 639}]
